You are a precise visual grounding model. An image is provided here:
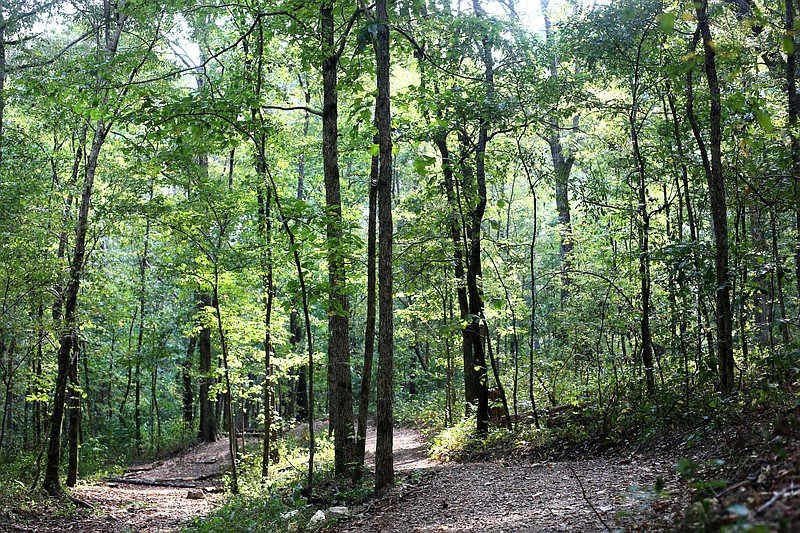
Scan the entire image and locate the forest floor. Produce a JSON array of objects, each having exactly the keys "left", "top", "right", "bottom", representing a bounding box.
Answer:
[
  {"left": 4, "top": 404, "right": 799, "bottom": 532},
  {"left": 334, "top": 437, "right": 687, "bottom": 532},
  {"left": 335, "top": 399, "right": 800, "bottom": 532},
  {"left": 6, "top": 438, "right": 230, "bottom": 533}
]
